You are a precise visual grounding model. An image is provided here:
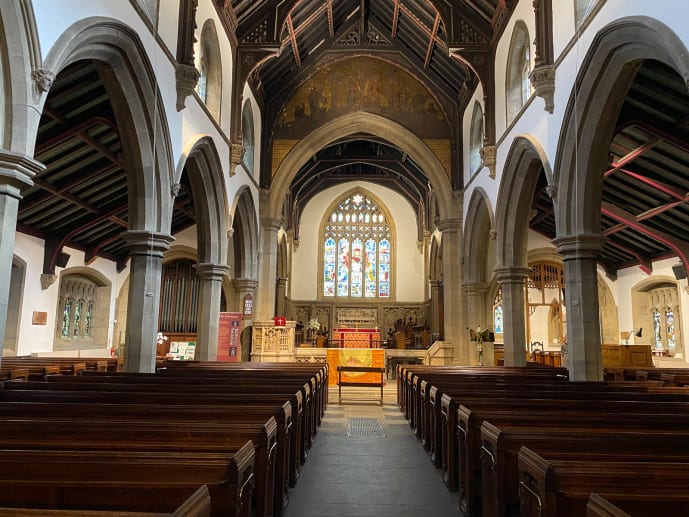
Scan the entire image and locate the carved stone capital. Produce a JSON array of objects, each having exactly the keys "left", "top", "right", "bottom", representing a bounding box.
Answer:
[
  {"left": 489, "top": 229, "right": 498, "bottom": 240},
  {"left": 545, "top": 184, "right": 557, "bottom": 199},
  {"left": 261, "top": 217, "right": 283, "bottom": 233},
  {"left": 175, "top": 63, "right": 200, "bottom": 112},
  {"left": 32, "top": 68, "right": 54, "bottom": 94},
  {"left": 436, "top": 218, "right": 462, "bottom": 233},
  {"left": 230, "top": 142, "right": 245, "bottom": 171},
  {"left": 0, "top": 150, "right": 43, "bottom": 199},
  {"left": 171, "top": 182, "right": 181, "bottom": 197},
  {"left": 530, "top": 64, "right": 556, "bottom": 114},
  {"left": 122, "top": 231, "right": 175, "bottom": 258},
  {"left": 480, "top": 145, "right": 496, "bottom": 179},
  {"left": 552, "top": 234, "right": 603, "bottom": 261},
  {"left": 40, "top": 273, "right": 57, "bottom": 290},
  {"left": 494, "top": 267, "right": 532, "bottom": 284},
  {"left": 193, "top": 263, "right": 231, "bottom": 281}
]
